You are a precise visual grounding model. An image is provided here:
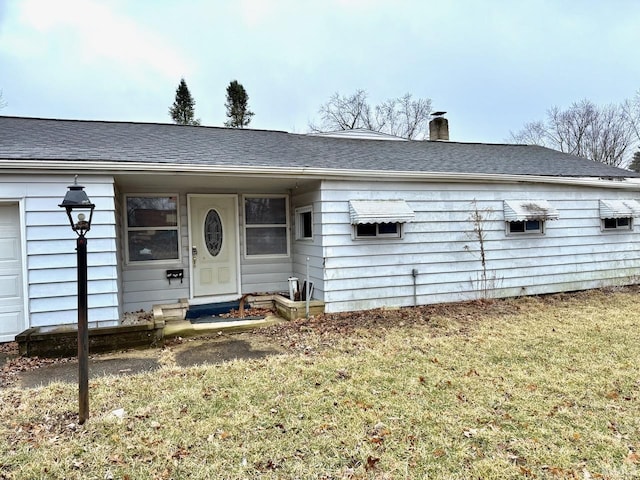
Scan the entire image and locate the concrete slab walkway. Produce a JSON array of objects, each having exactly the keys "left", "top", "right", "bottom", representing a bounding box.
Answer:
[{"left": 2, "top": 316, "right": 287, "bottom": 389}]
